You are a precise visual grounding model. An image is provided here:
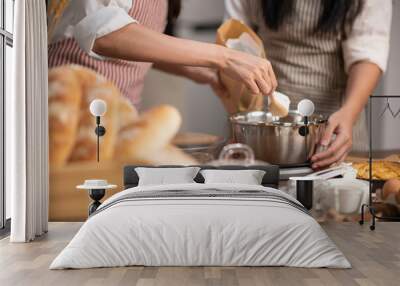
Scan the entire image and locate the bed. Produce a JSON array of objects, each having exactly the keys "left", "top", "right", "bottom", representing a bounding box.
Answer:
[{"left": 50, "top": 165, "right": 350, "bottom": 269}]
